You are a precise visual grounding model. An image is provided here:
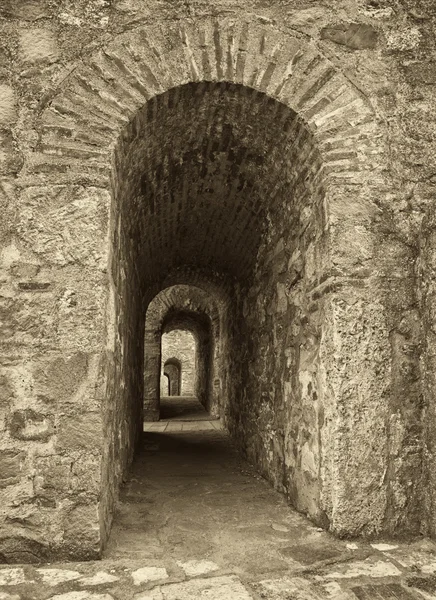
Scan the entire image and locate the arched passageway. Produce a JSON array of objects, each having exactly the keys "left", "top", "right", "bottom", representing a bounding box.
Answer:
[
  {"left": 145, "top": 284, "right": 224, "bottom": 421},
  {"left": 162, "top": 357, "right": 182, "bottom": 397},
  {"left": 161, "top": 329, "right": 197, "bottom": 396},
  {"left": 113, "top": 78, "right": 333, "bottom": 543},
  {"left": 11, "top": 16, "right": 419, "bottom": 562}
]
